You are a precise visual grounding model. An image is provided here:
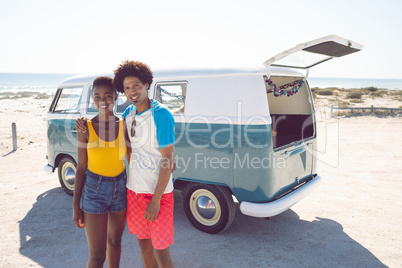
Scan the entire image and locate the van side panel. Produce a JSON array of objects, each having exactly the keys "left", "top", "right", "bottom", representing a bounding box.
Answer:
[
  {"left": 231, "top": 124, "right": 274, "bottom": 202},
  {"left": 47, "top": 117, "right": 78, "bottom": 167},
  {"left": 173, "top": 122, "right": 234, "bottom": 188}
]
